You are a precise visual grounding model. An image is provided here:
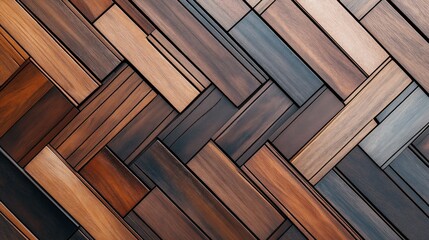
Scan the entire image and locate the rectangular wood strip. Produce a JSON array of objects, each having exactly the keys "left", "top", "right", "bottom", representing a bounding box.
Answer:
[
  {"left": 291, "top": 61, "right": 411, "bottom": 180},
  {"left": 71, "top": 0, "right": 113, "bottom": 22},
  {"left": 376, "top": 82, "right": 418, "bottom": 122},
  {"left": 340, "top": 0, "right": 380, "bottom": 19},
  {"left": 195, "top": 0, "right": 249, "bottom": 30},
  {"left": 390, "top": 0, "right": 429, "bottom": 38},
  {"left": 125, "top": 211, "right": 160, "bottom": 240},
  {"left": 362, "top": 0, "right": 429, "bottom": 93},
  {"left": 0, "top": 202, "right": 37, "bottom": 240},
  {"left": 25, "top": 146, "right": 137, "bottom": 240},
  {"left": 133, "top": 0, "right": 260, "bottom": 106},
  {"left": 114, "top": 0, "right": 155, "bottom": 35},
  {"left": 0, "top": 0, "right": 98, "bottom": 104},
  {"left": 0, "top": 32, "right": 23, "bottom": 86},
  {"left": 0, "top": 212, "right": 26, "bottom": 240},
  {"left": 95, "top": 5, "right": 199, "bottom": 112}
]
